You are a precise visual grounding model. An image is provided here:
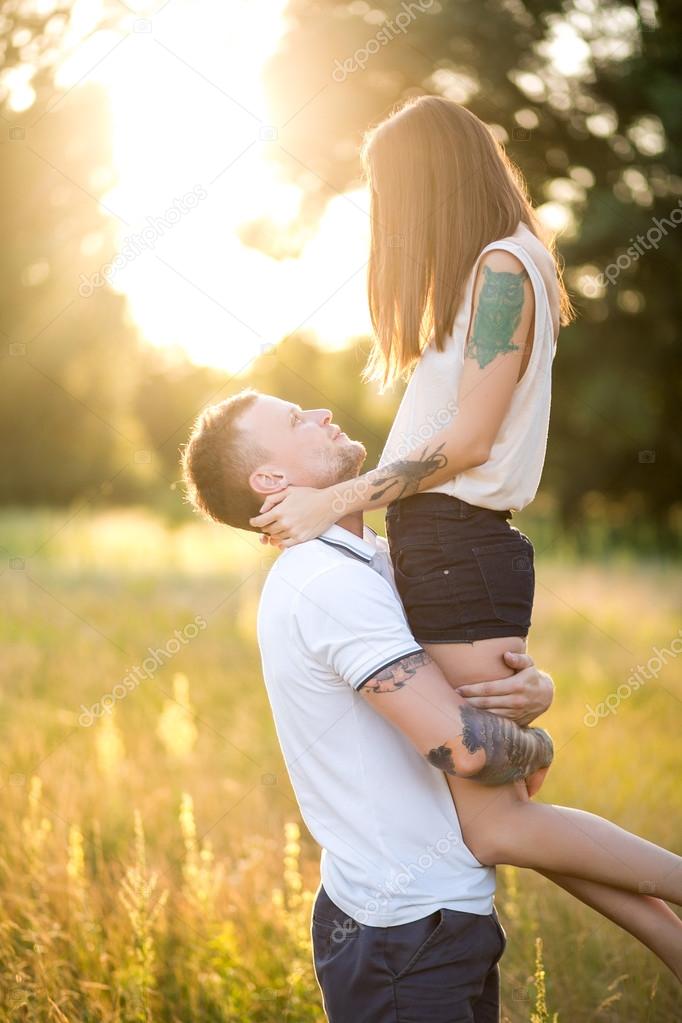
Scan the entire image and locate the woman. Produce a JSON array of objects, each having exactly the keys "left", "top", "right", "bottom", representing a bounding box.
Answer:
[{"left": 249, "top": 96, "right": 682, "bottom": 976}]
